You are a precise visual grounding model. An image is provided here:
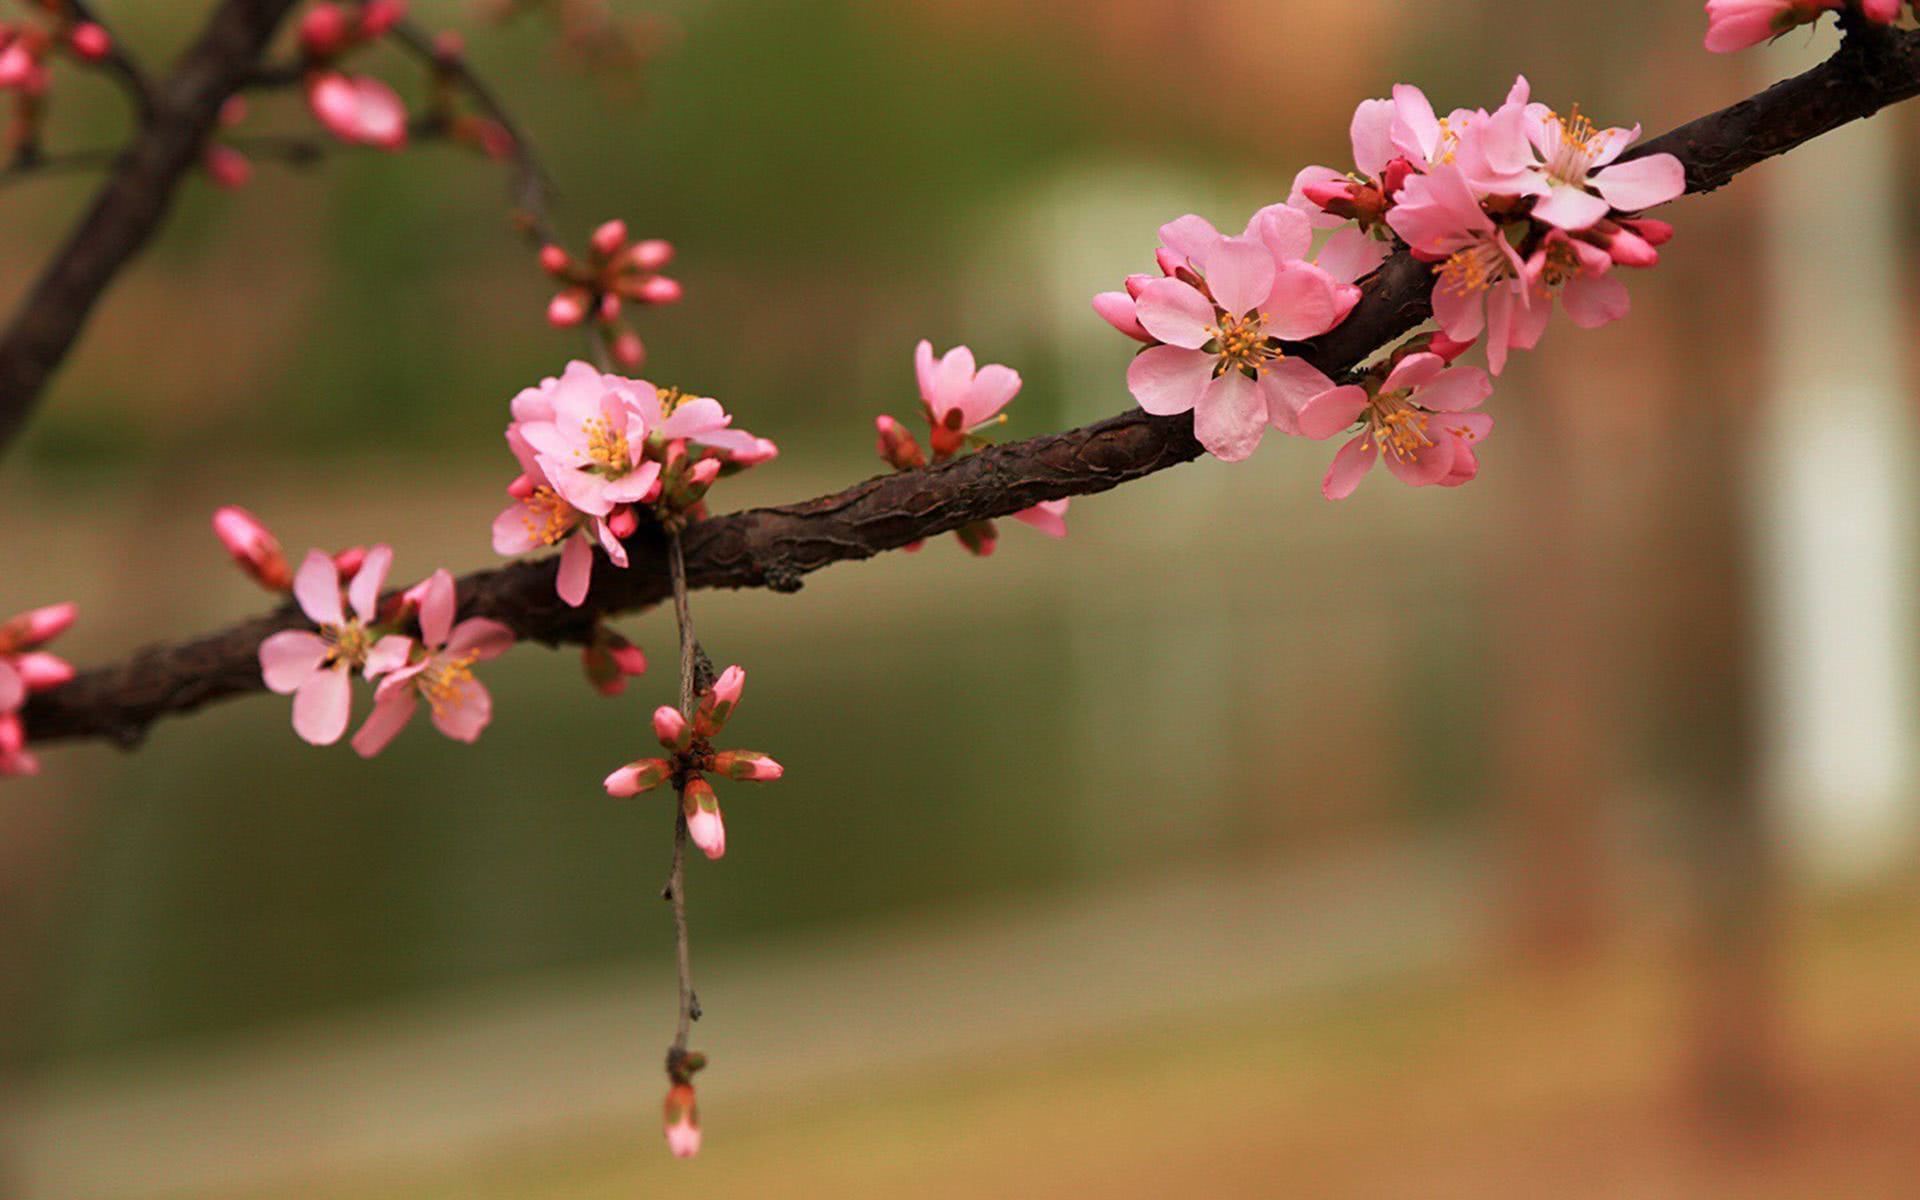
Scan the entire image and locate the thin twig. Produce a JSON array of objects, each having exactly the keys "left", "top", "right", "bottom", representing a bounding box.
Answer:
[
  {"left": 666, "top": 529, "right": 697, "bottom": 1051},
  {"left": 66, "top": 0, "right": 156, "bottom": 119}
]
